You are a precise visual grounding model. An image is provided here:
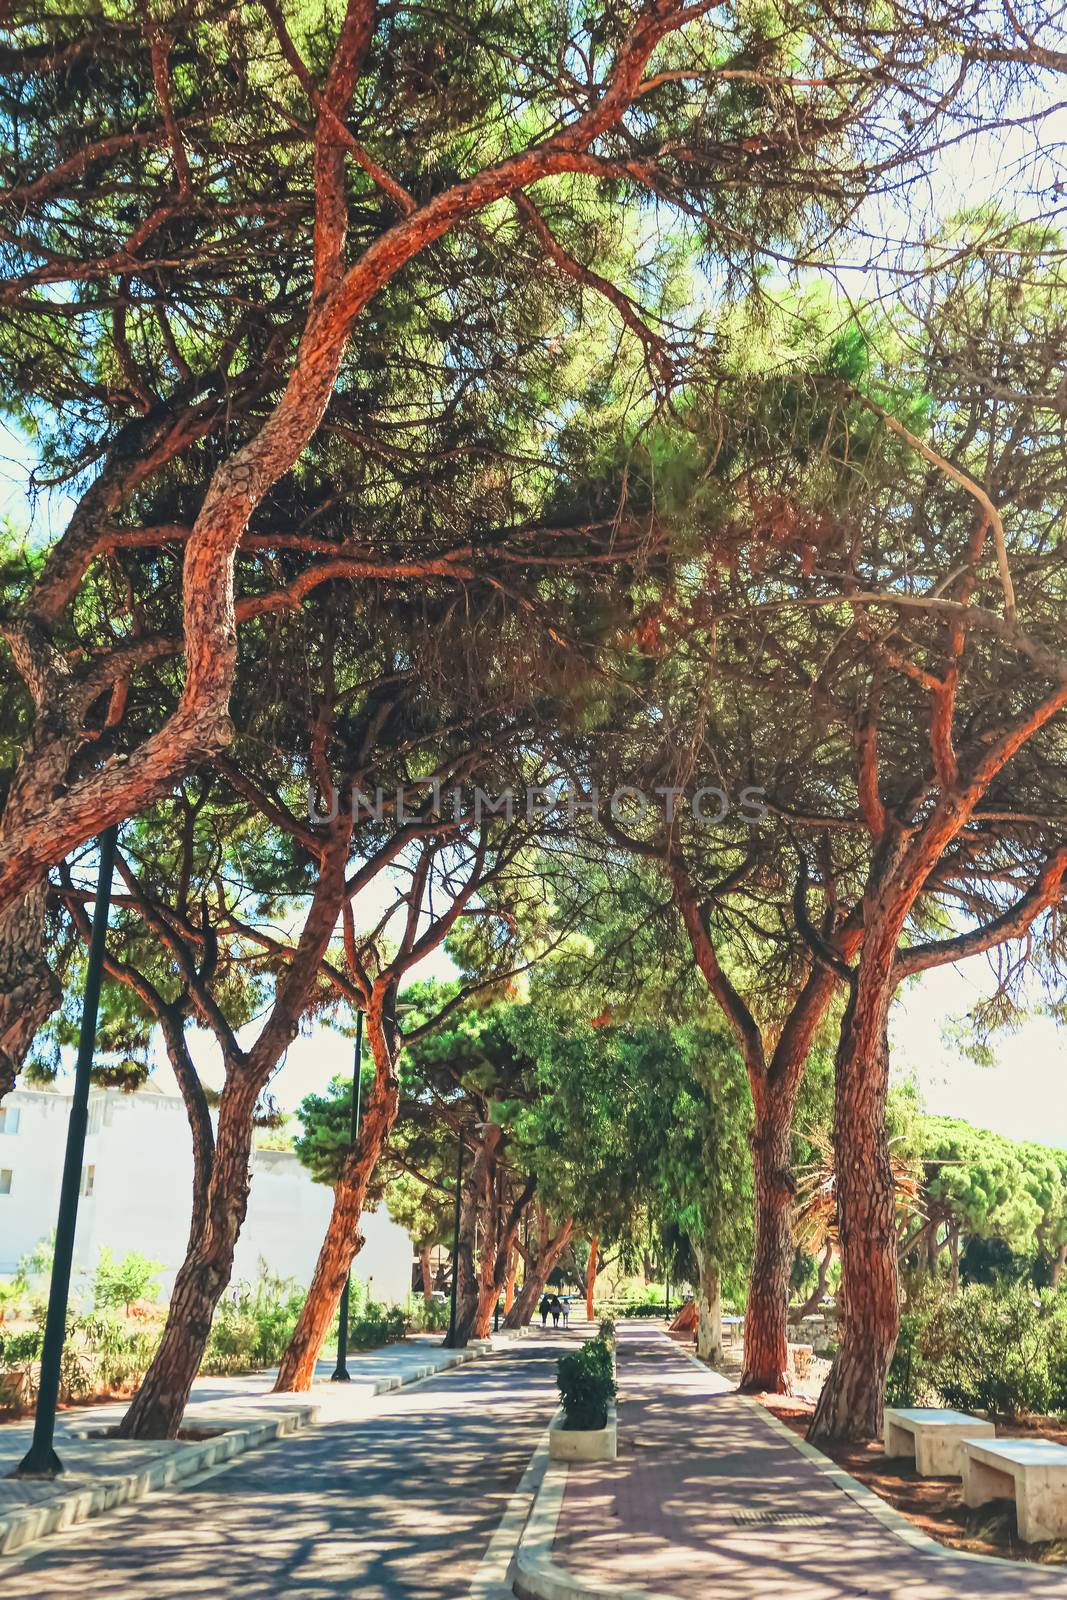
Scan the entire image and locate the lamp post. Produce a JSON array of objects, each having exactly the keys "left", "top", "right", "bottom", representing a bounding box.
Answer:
[
  {"left": 331, "top": 1008, "right": 364, "bottom": 1382},
  {"left": 14, "top": 826, "right": 118, "bottom": 1478}
]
